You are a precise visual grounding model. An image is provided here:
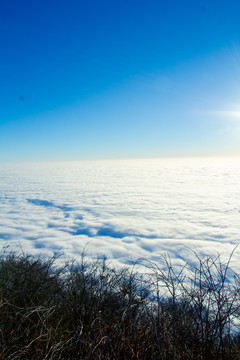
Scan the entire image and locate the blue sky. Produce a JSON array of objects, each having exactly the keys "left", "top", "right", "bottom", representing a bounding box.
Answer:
[{"left": 1, "top": 0, "right": 240, "bottom": 161}]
